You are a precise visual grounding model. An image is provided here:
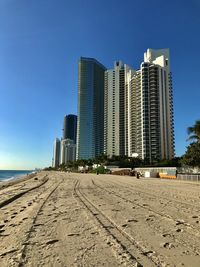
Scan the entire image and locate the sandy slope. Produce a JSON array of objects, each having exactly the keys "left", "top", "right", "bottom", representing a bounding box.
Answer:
[{"left": 0, "top": 171, "right": 200, "bottom": 267}]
